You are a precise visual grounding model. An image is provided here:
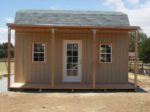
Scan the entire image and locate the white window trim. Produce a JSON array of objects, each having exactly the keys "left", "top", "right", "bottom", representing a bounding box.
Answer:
[
  {"left": 32, "top": 43, "right": 46, "bottom": 63},
  {"left": 99, "top": 44, "right": 112, "bottom": 63}
]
